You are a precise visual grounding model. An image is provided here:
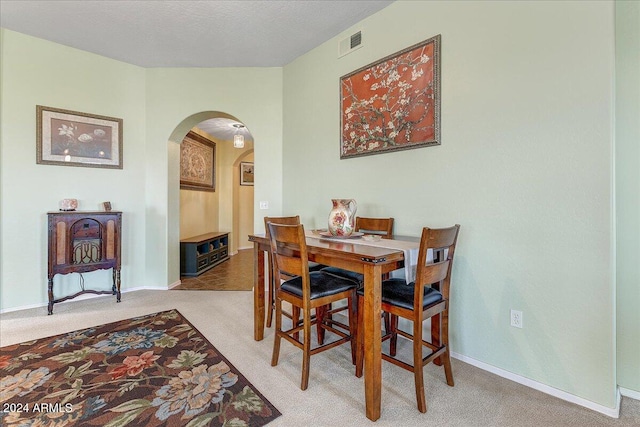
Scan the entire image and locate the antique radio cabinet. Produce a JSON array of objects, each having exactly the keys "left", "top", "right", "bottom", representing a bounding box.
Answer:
[{"left": 47, "top": 211, "right": 122, "bottom": 314}]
